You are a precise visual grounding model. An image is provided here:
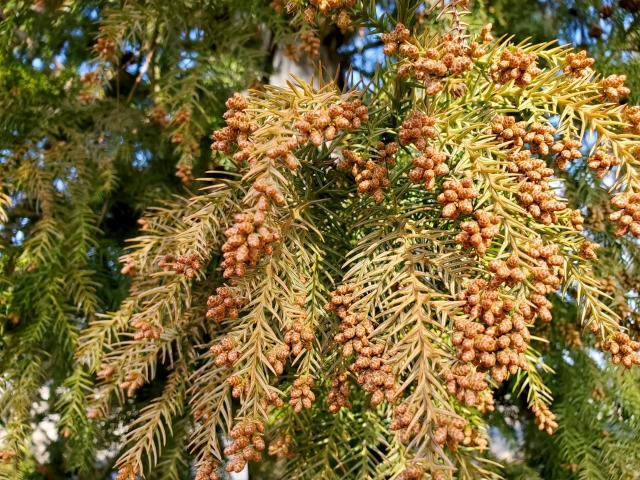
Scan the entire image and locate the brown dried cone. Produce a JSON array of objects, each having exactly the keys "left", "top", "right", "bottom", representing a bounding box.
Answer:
[
  {"left": 339, "top": 148, "right": 391, "bottom": 203},
  {"left": 195, "top": 458, "right": 220, "bottom": 480},
  {"left": 96, "top": 363, "right": 115, "bottom": 381},
  {"left": 551, "top": 137, "right": 582, "bottom": 171},
  {"left": 381, "top": 23, "right": 419, "bottom": 60},
  {"left": 116, "top": 465, "right": 138, "bottom": 480},
  {"left": 119, "top": 372, "right": 145, "bottom": 397},
  {"left": 327, "top": 372, "right": 351, "bottom": 413},
  {"left": 609, "top": 192, "right": 640, "bottom": 237},
  {"left": 509, "top": 149, "right": 565, "bottom": 225},
  {"left": 532, "top": 403, "right": 558, "bottom": 435},
  {"left": 206, "top": 286, "right": 244, "bottom": 322},
  {"left": 350, "top": 345, "right": 397, "bottom": 406},
  {"left": 602, "top": 332, "right": 640, "bottom": 368},
  {"left": 221, "top": 210, "right": 280, "bottom": 279},
  {"left": 131, "top": 319, "right": 161, "bottom": 340},
  {"left": 433, "top": 414, "right": 488, "bottom": 452},
  {"left": 293, "top": 99, "right": 368, "bottom": 147},
  {"left": 120, "top": 258, "right": 136, "bottom": 276},
  {"left": 211, "top": 336, "right": 240, "bottom": 368},
  {"left": 586, "top": 150, "right": 620, "bottom": 178},
  {"left": 268, "top": 434, "right": 294, "bottom": 460},
  {"left": 289, "top": 376, "right": 315, "bottom": 413},
  {"left": 408, "top": 146, "right": 449, "bottom": 190},
  {"left": 436, "top": 177, "right": 479, "bottom": 219},
  {"left": 389, "top": 402, "right": 421, "bottom": 443},
  {"left": 563, "top": 50, "right": 595, "bottom": 79},
  {"left": 454, "top": 208, "right": 501, "bottom": 256},
  {"left": 224, "top": 419, "right": 266, "bottom": 472},
  {"left": 398, "top": 111, "right": 438, "bottom": 151},
  {"left": 266, "top": 344, "right": 290, "bottom": 375},
  {"left": 396, "top": 465, "right": 424, "bottom": 480},
  {"left": 175, "top": 164, "right": 194, "bottom": 184},
  {"left": 0, "top": 449, "right": 16, "bottom": 464},
  {"left": 489, "top": 115, "right": 528, "bottom": 149},
  {"left": 442, "top": 365, "right": 491, "bottom": 407},
  {"left": 625, "top": 105, "right": 640, "bottom": 134},
  {"left": 212, "top": 93, "right": 256, "bottom": 157},
  {"left": 490, "top": 48, "right": 542, "bottom": 86},
  {"left": 173, "top": 252, "right": 201, "bottom": 278},
  {"left": 601, "top": 74, "right": 631, "bottom": 102},
  {"left": 95, "top": 37, "right": 116, "bottom": 58}
]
